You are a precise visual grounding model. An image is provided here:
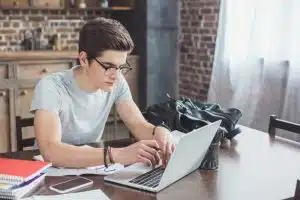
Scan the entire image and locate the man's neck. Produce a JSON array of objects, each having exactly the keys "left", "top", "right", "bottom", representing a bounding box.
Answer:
[{"left": 73, "top": 67, "right": 98, "bottom": 93}]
